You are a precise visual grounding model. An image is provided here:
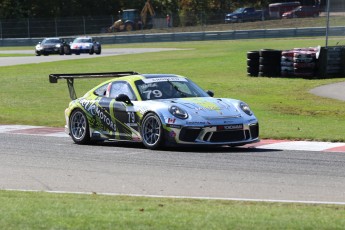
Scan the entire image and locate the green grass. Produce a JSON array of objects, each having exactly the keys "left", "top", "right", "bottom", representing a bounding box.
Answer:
[
  {"left": 1, "top": 37, "right": 344, "bottom": 141},
  {"left": 0, "top": 53, "right": 33, "bottom": 57},
  {"left": 0, "top": 190, "right": 344, "bottom": 229}
]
